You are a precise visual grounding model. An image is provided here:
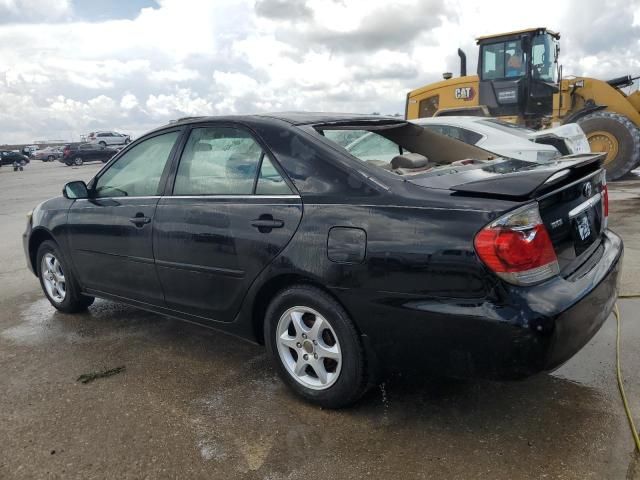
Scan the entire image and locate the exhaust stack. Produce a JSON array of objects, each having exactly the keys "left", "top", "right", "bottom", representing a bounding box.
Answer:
[{"left": 458, "top": 48, "right": 467, "bottom": 77}]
